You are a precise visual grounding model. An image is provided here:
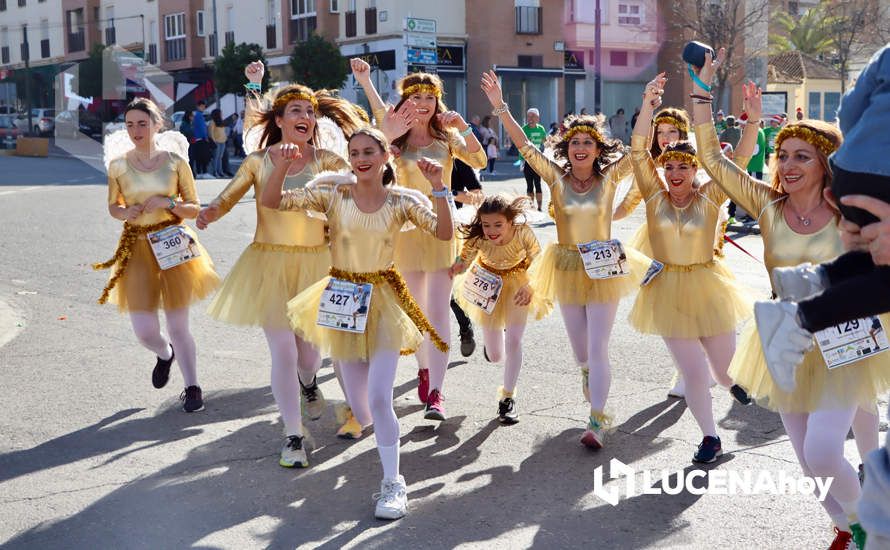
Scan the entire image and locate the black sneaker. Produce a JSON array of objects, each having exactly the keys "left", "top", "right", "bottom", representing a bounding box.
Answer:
[
  {"left": 180, "top": 385, "right": 204, "bottom": 412},
  {"left": 730, "top": 384, "right": 752, "bottom": 406},
  {"left": 299, "top": 376, "right": 326, "bottom": 420},
  {"left": 692, "top": 435, "right": 722, "bottom": 464},
  {"left": 498, "top": 397, "right": 519, "bottom": 424},
  {"left": 459, "top": 328, "right": 476, "bottom": 357},
  {"left": 152, "top": 347, "right": 174, "bottom": 389},
  {"left": 859, "top": 463, "right": 865, "bottom": 486}
]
